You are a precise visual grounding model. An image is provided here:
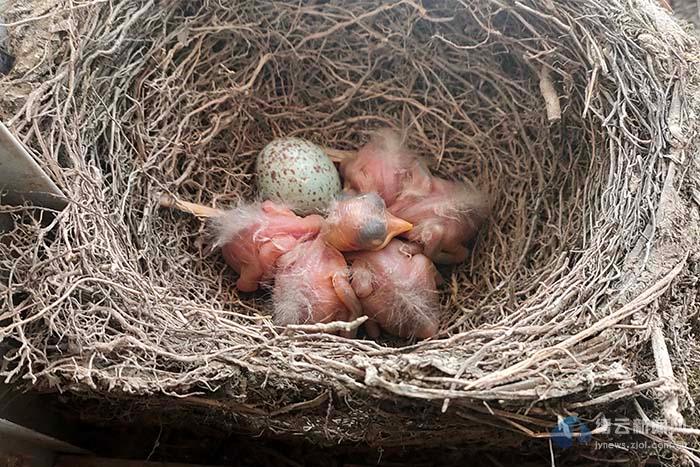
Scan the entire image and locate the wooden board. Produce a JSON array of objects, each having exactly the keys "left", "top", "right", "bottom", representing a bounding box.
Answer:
[
  {"left": 0, "top": 419, "right": 87, "bottom": 455},
  {"left": 0, "top": 121, "right": 66, "bottom": 210},
  {"left": 0, "top": 437, "right": 54, "bottom": 467},
  {"left": 54, "top": 455, "right": 224, "bottom": 467}
]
